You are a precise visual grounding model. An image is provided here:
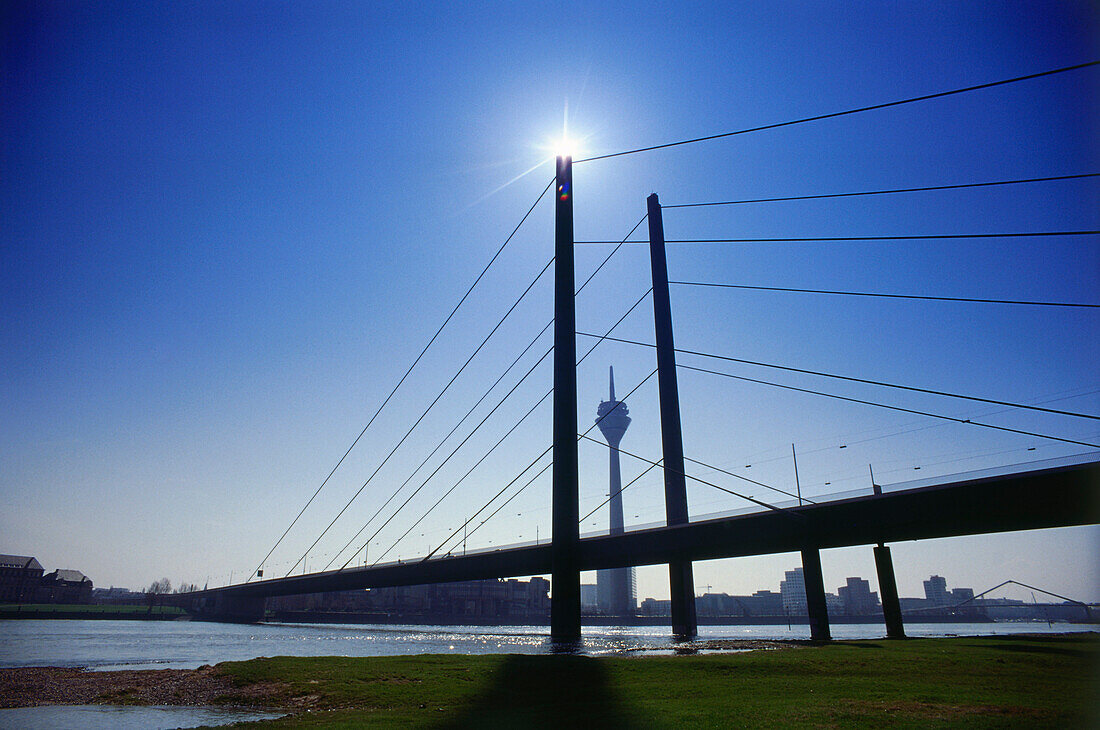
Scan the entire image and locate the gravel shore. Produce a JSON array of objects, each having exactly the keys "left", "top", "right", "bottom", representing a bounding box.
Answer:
[{"left": 0, "top": 665, "right": 274, "bottom": 709}]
